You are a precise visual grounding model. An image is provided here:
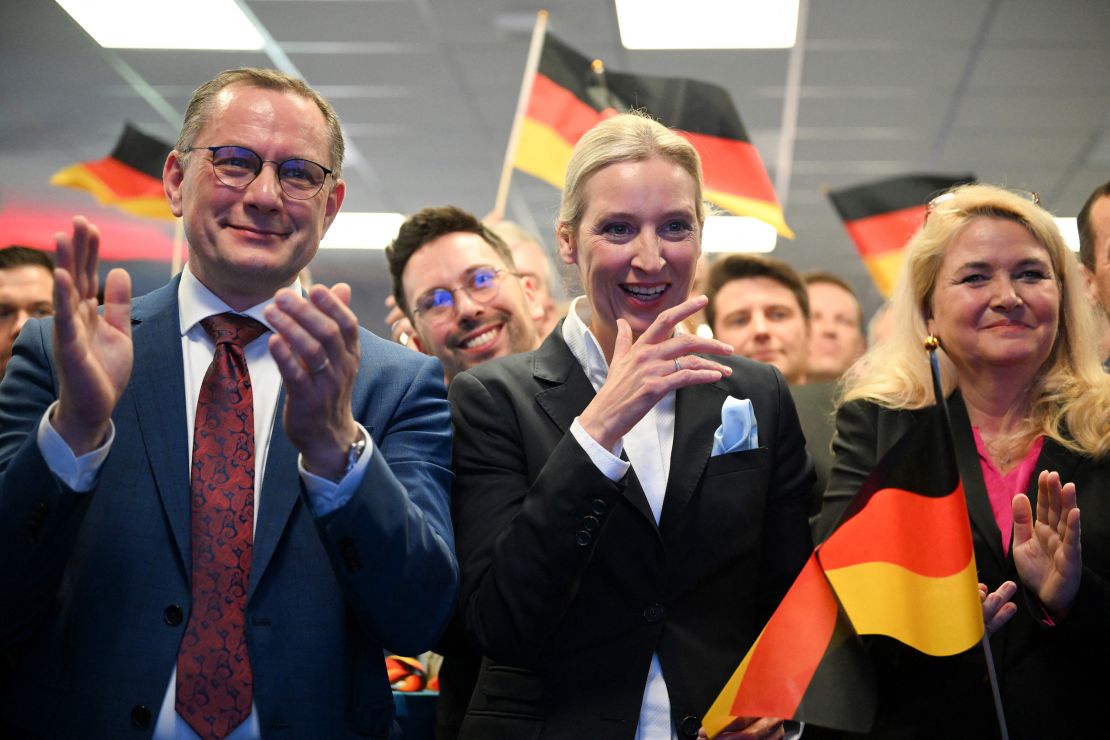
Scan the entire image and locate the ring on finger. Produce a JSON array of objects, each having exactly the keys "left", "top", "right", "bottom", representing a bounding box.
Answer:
[
  {"left": 310, "top": 357, "right": 330, "bottom": 374},
  {"left": 674, "top": 358, "right": 682, "bottom": 373}
]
